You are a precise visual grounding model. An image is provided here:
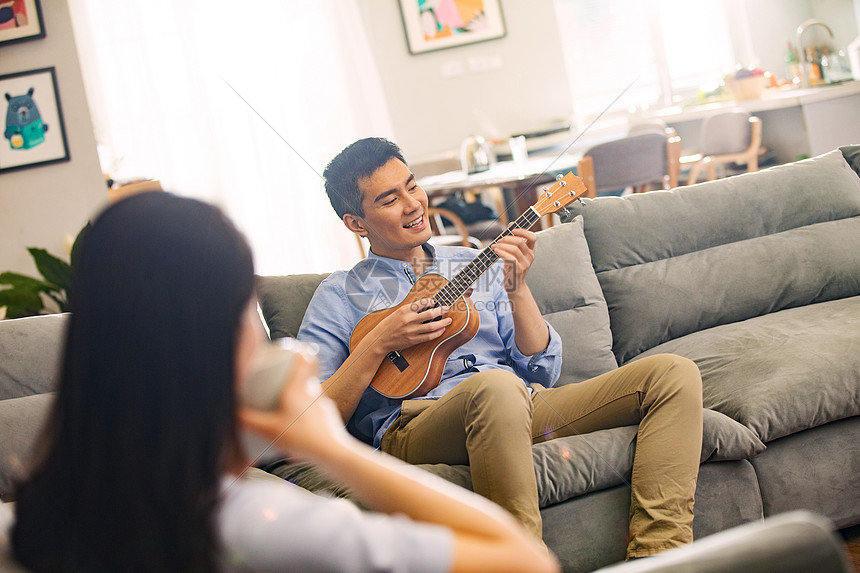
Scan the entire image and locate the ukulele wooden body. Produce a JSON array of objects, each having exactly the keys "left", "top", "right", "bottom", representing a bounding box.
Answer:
[{"left": 349, "top": 273, "right": 479, "bottom": 400}]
